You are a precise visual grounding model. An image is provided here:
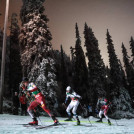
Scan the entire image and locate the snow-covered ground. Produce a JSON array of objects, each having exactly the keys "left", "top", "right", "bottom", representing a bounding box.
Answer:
[{"left": 0, "top": 114, "right": 134, "bottom": 134}]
